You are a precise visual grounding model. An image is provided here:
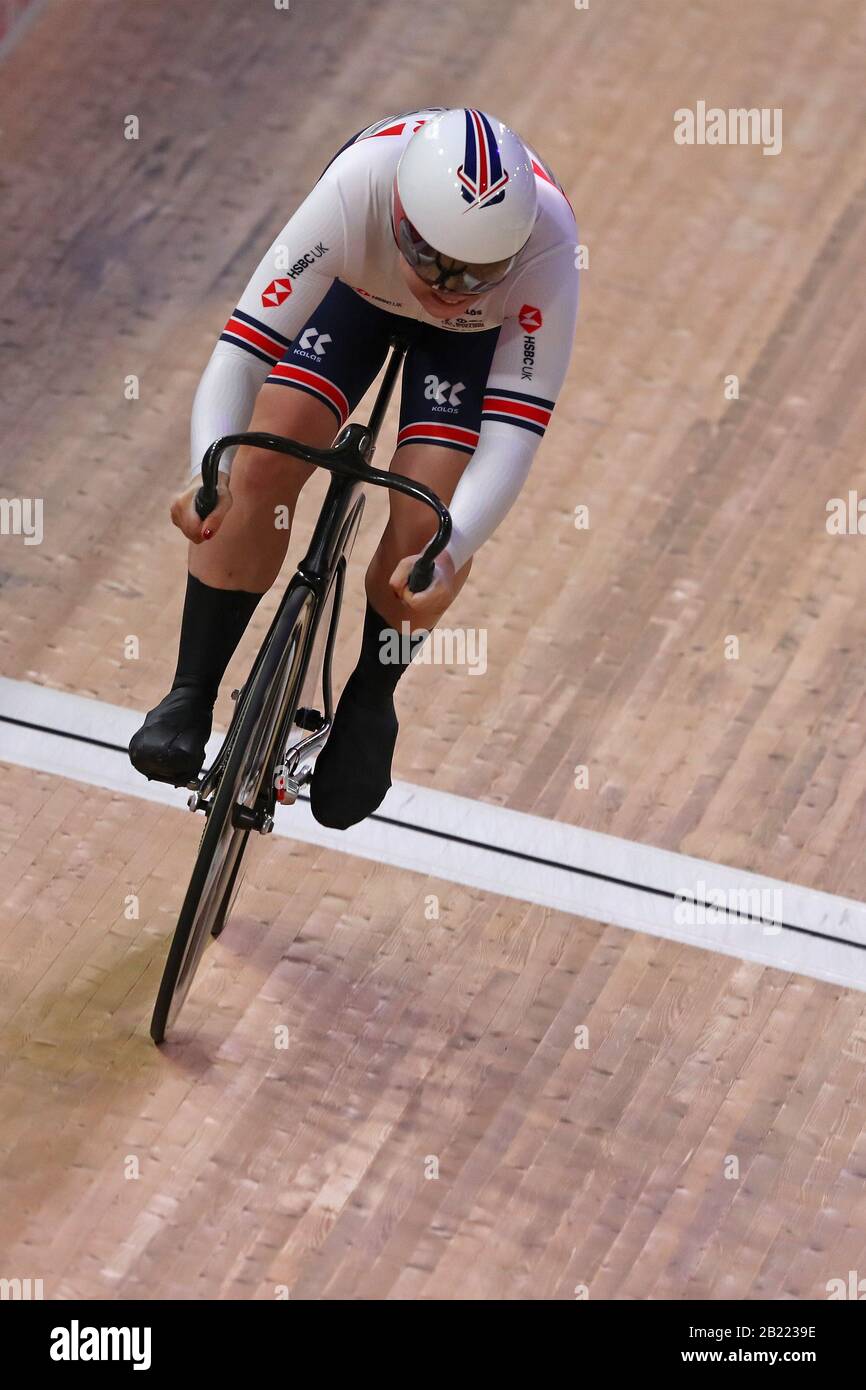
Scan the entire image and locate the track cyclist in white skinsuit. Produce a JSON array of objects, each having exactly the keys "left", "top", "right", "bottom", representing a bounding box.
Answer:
[{"left": 129, "top": 108, "right": 579, "bottom": 828}]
